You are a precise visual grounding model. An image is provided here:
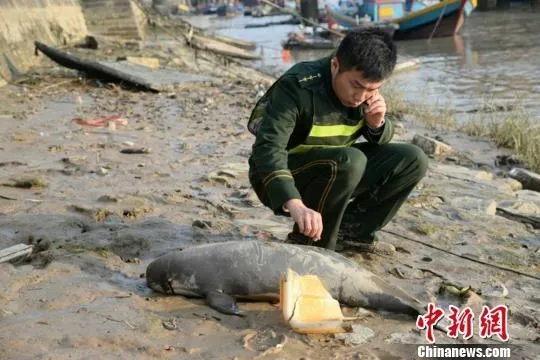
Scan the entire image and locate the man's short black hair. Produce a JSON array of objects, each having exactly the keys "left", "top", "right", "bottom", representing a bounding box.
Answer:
[{"left": 335, "top": 28, "right": 397, "bottom": 81}]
